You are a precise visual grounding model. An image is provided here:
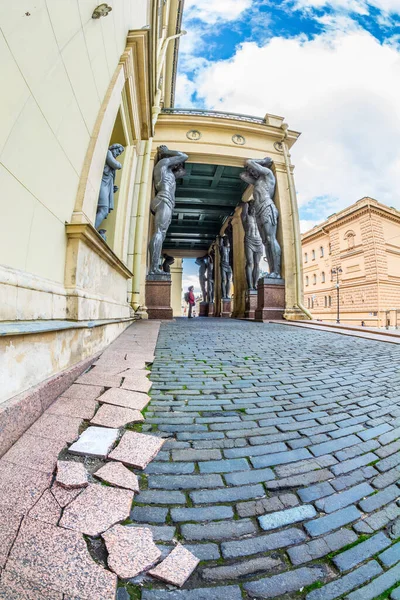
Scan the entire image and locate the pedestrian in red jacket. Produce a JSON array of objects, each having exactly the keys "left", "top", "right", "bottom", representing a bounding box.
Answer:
[{"left": 188, "top": 286, "right": 195, "bottom": 318}]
